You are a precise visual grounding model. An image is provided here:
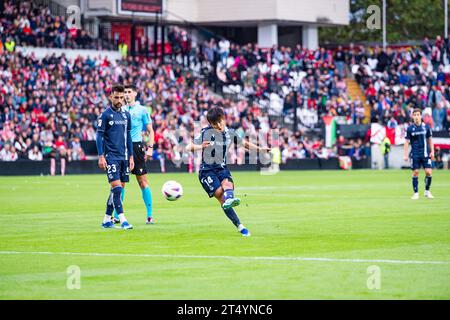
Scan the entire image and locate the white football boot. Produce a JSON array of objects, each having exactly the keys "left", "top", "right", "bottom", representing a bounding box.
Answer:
[{"left": 424, "top": 191, "right": 434, "bottom": 199}]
